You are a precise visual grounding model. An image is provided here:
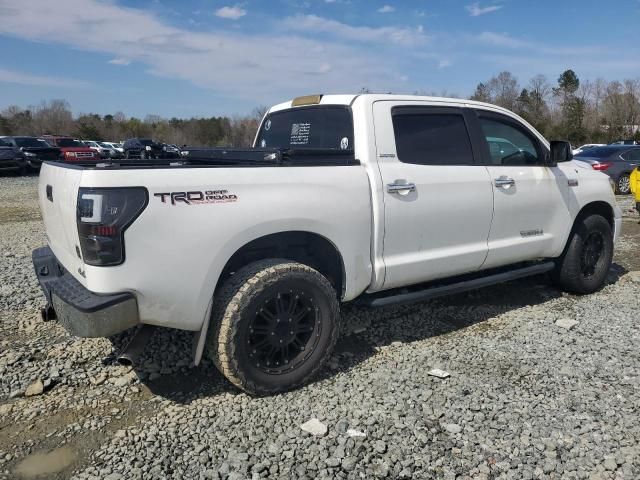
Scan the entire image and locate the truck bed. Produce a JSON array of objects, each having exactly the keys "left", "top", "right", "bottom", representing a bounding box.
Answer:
[{"left": 38, "top": 154, "right": 373, "bottom": 332}]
